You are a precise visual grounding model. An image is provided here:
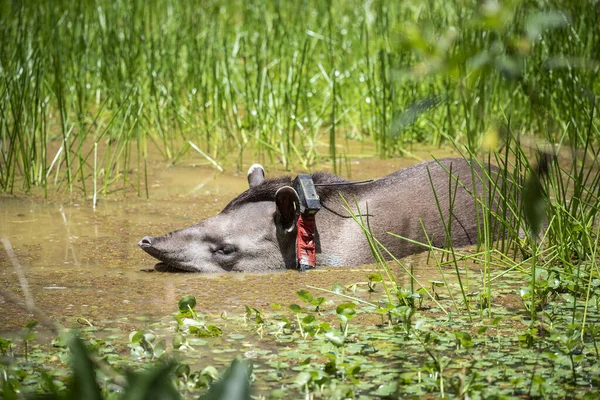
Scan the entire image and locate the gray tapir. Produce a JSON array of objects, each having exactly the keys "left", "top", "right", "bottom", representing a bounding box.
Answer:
[{"left": 138, "top": 158, "right": 508, "bottom": 272}]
